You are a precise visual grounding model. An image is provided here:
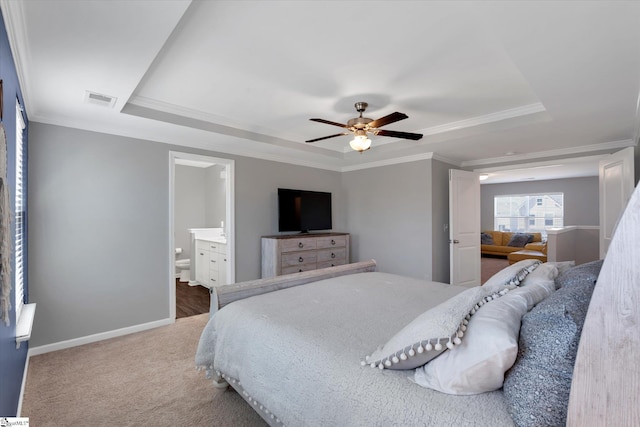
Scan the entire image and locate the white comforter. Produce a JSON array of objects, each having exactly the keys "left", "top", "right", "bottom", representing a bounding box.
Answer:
[{"left": 196, "top": 272, "right": 514, "bottom": 426}]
